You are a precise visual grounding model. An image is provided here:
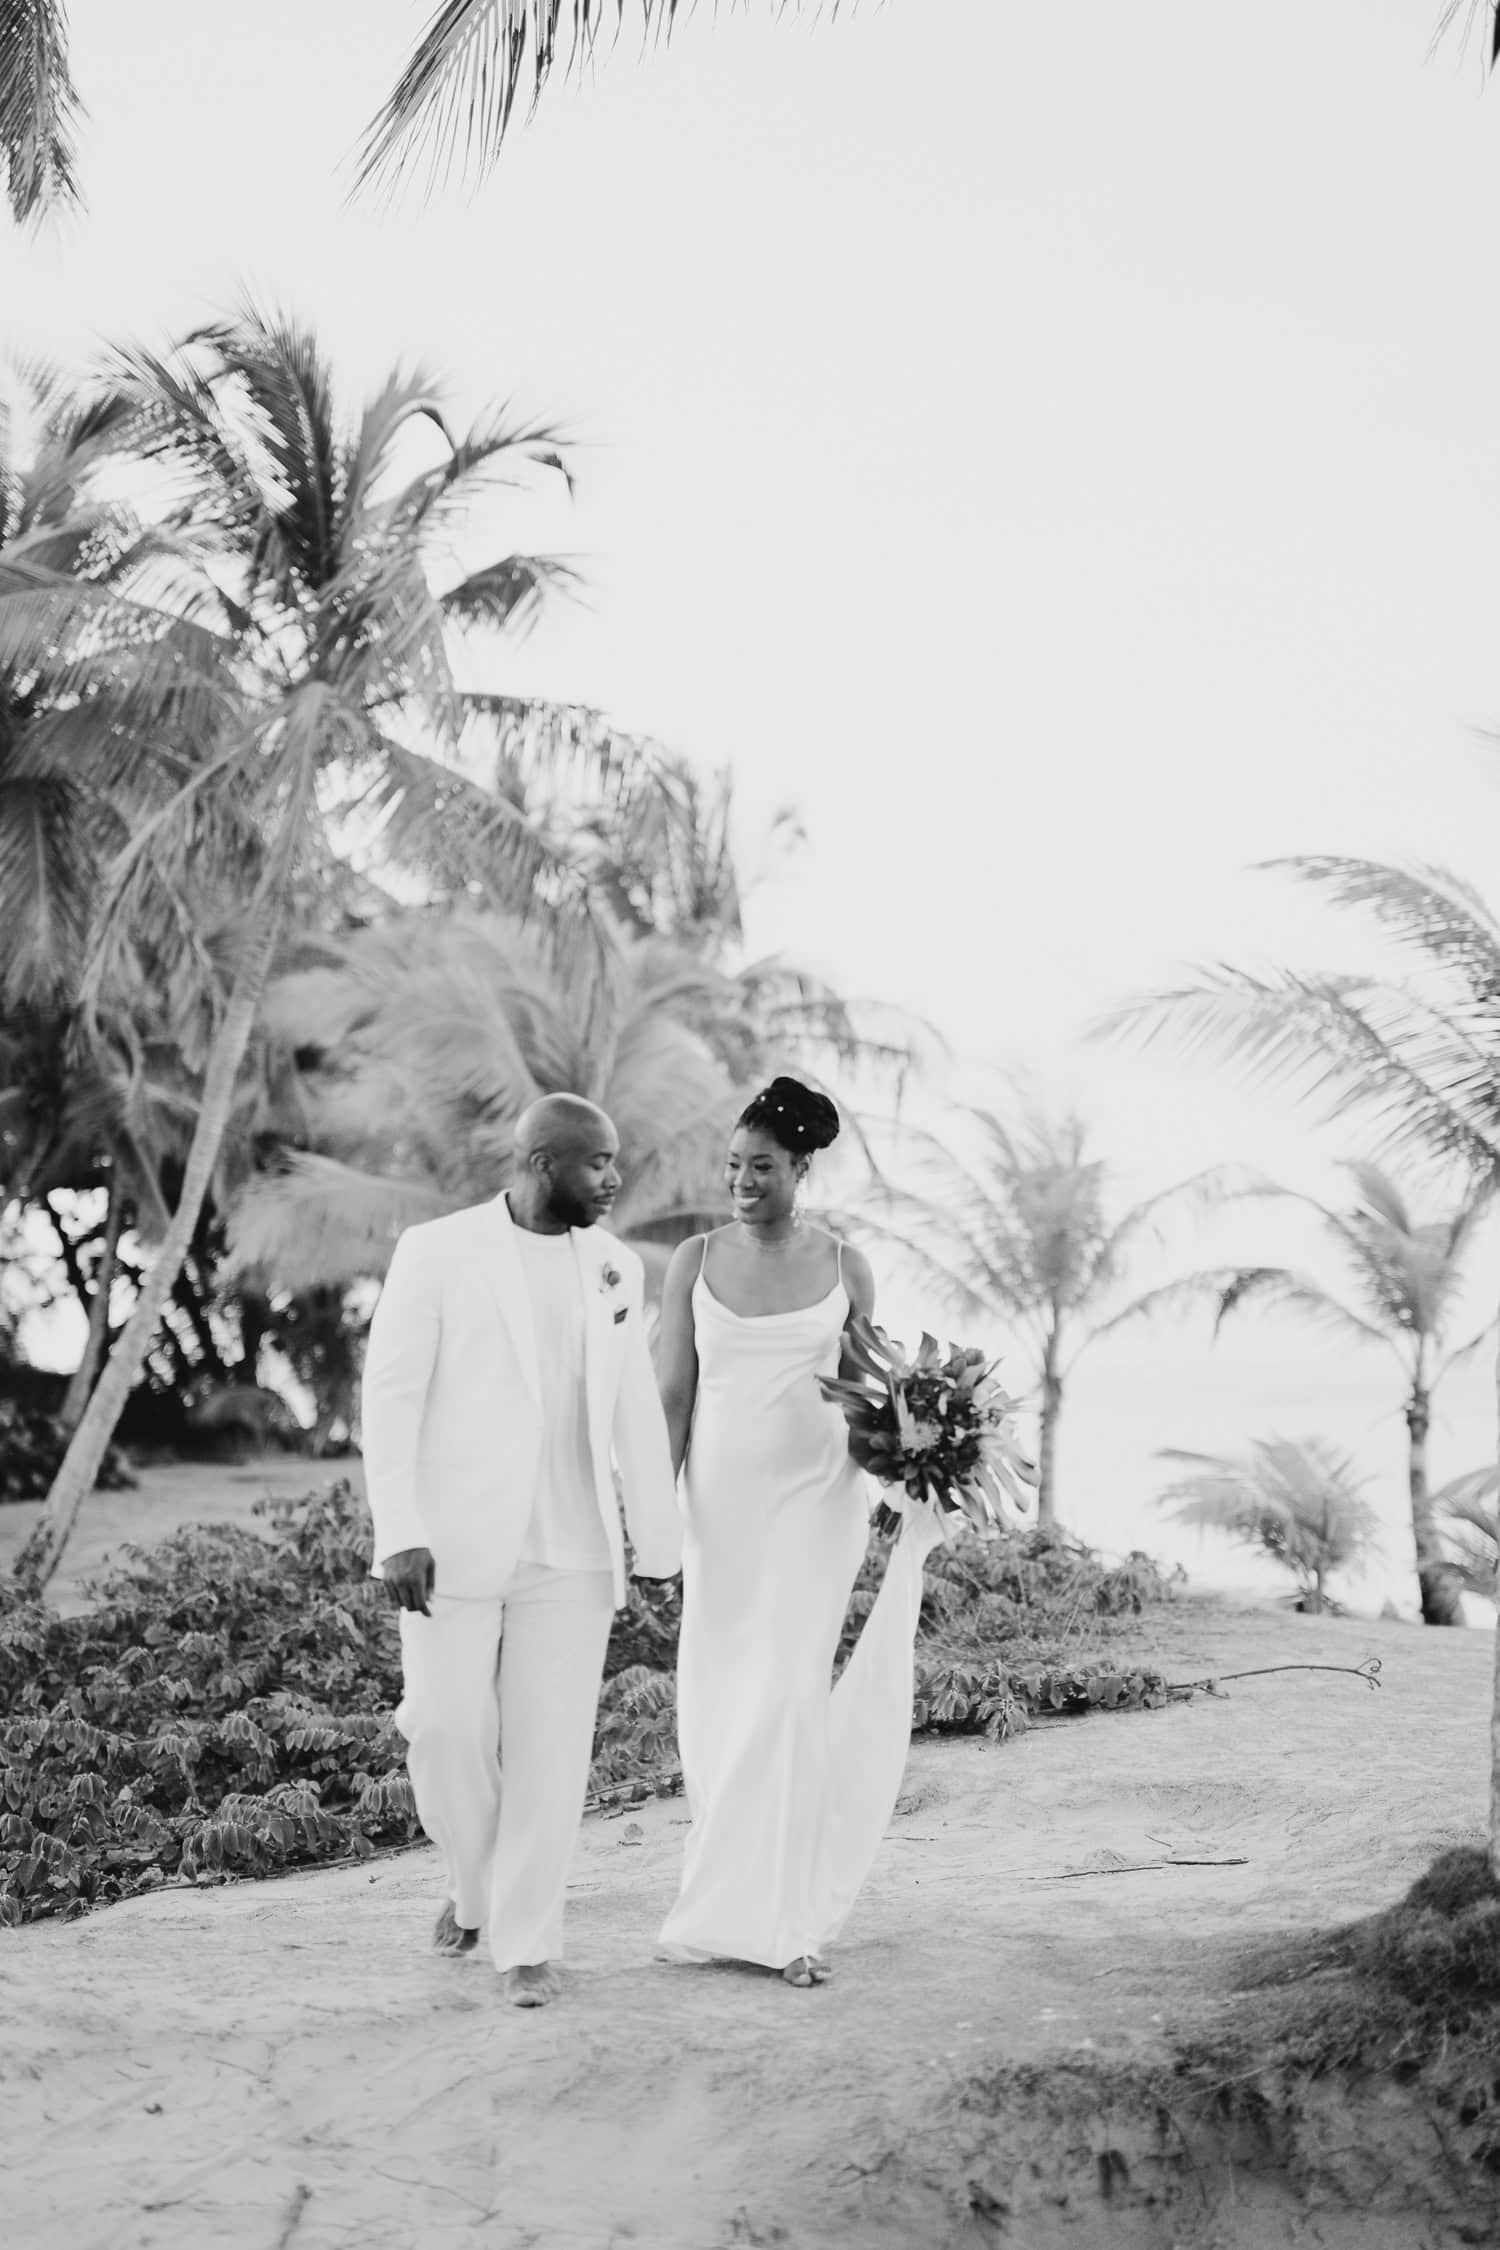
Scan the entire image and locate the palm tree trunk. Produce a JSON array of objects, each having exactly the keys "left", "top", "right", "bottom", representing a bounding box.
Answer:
[
  {"left": 59, "top": 1164, "right": 124, "bottom": 1435},
  {"left": 1407, "top": 1385, "right": 1465, "bottom": 1627},
  {"left": 16, "top": 907, "right": 282, "bottom": 1593},
  {"left": 1036, "top": 1337, "right": 1063, "bottom": 1528}
]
